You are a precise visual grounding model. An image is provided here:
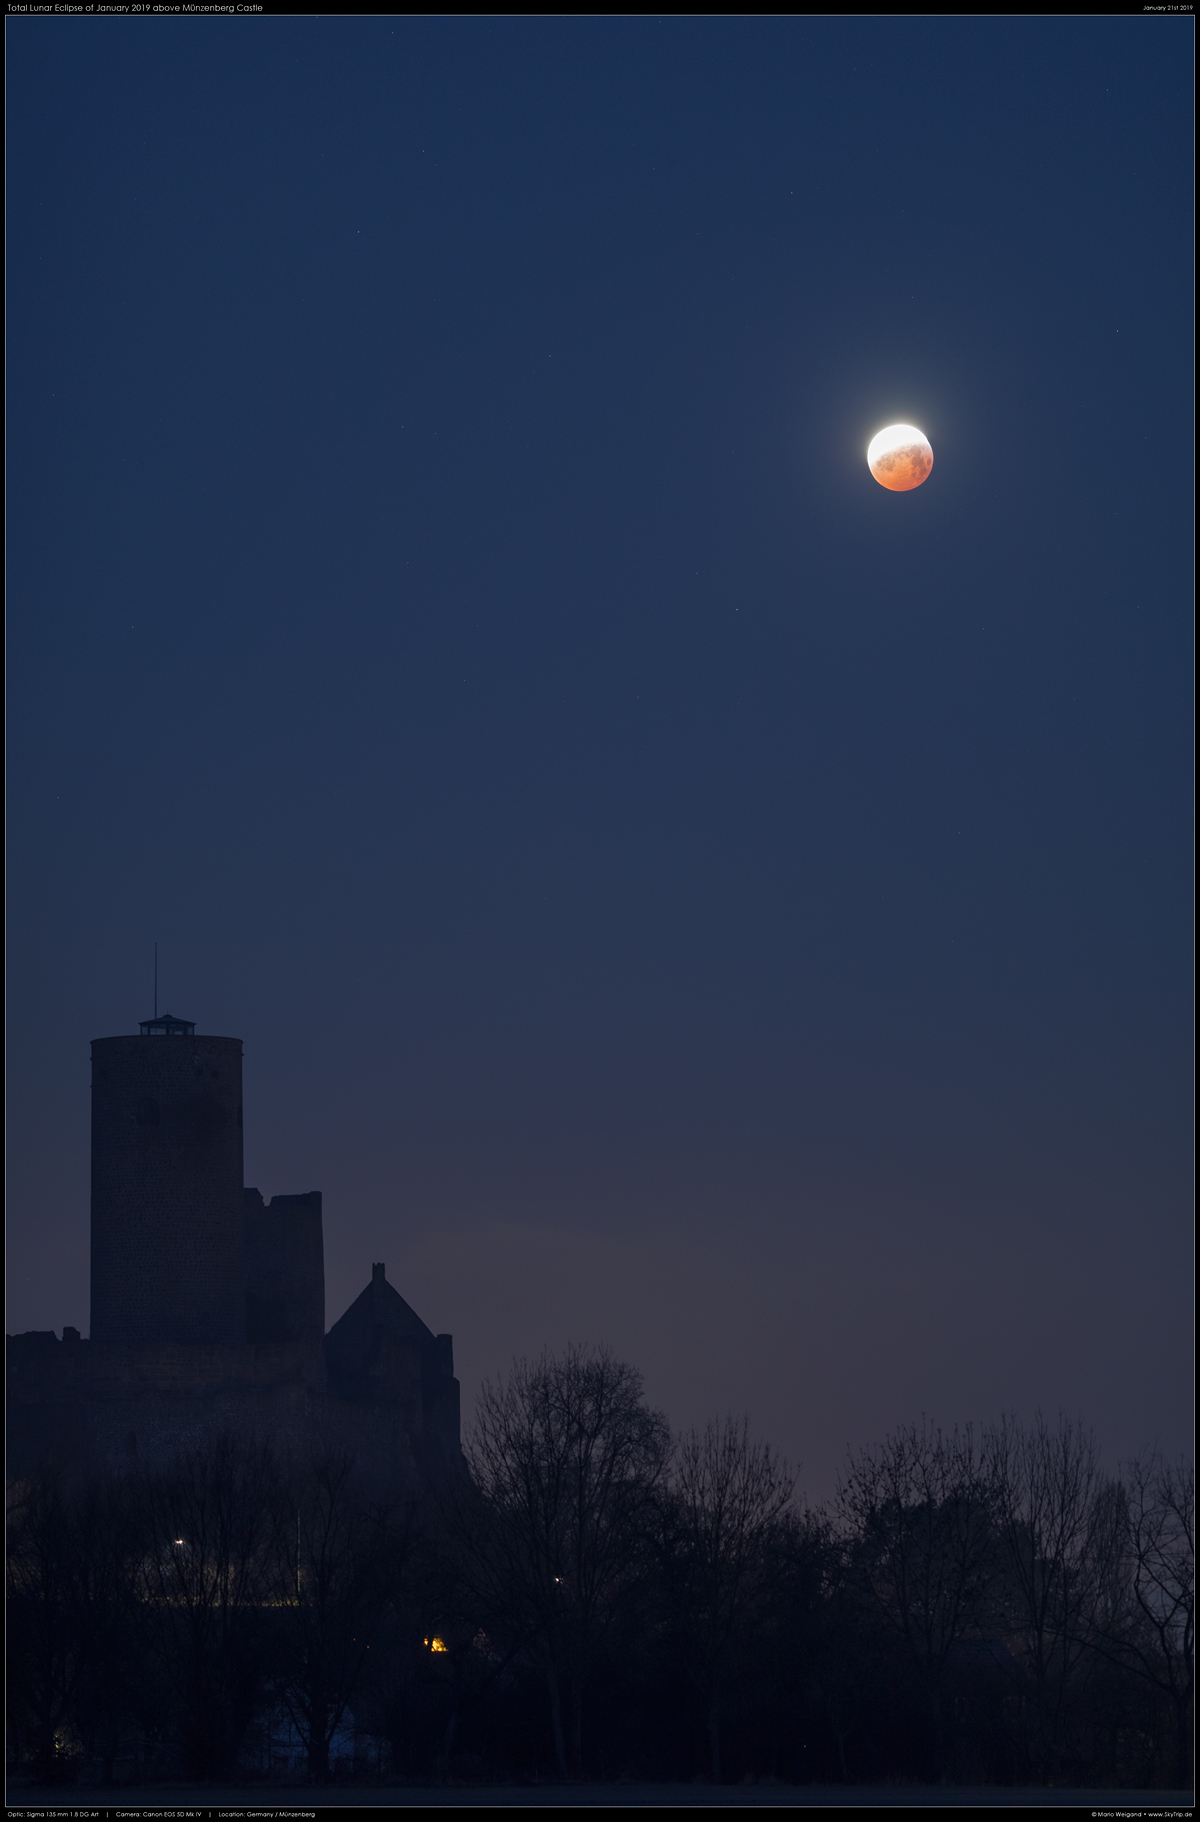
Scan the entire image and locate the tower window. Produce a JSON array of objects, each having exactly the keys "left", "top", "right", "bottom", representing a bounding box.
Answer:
[{"left": 136, "top": 1098, "right": 160, "bottom": 1127}]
